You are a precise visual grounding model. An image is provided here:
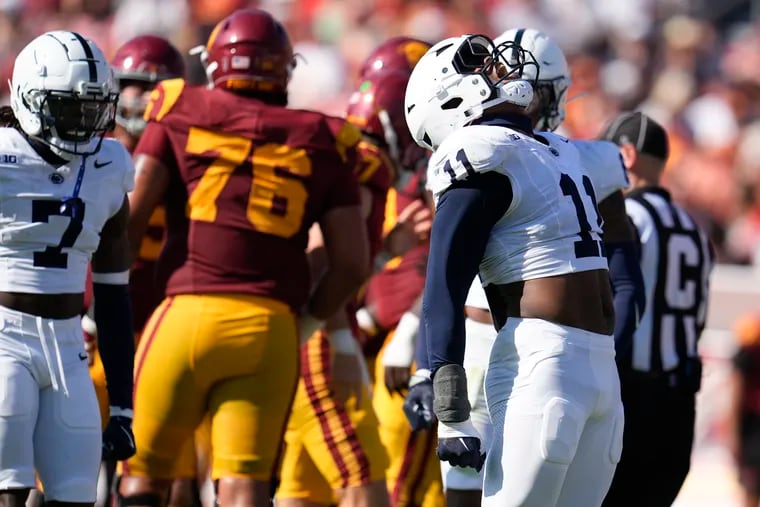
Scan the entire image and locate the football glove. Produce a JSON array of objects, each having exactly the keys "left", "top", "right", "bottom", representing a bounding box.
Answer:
[
  {"left": 102, "top": 409, "right": 136, "bottom": 461},
  {"left": 437, "top": 419, "right": 486, "bottom": 471},
  {"left": 403, "top": 370, "right": 435, "bottom": 431}
]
